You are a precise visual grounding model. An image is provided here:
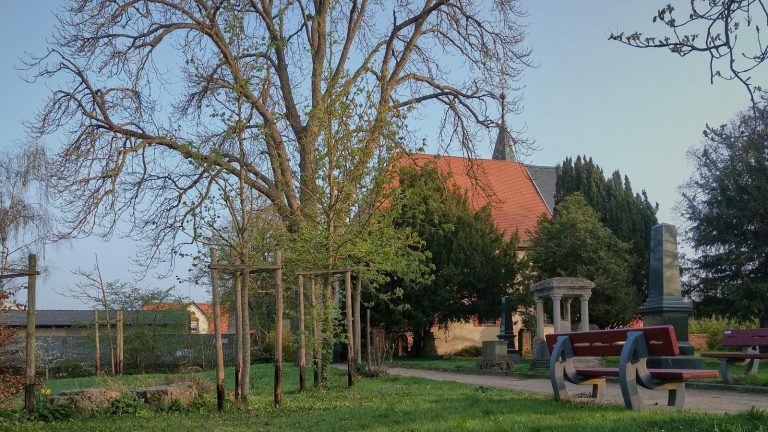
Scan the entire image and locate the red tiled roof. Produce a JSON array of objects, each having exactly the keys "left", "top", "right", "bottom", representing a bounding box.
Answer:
[
  {"left": 404, "top": 153, "right": 551, "bottom": 242},
  {"left": 192, "top": 302, "right": 230, "bottom": 334},
  {"left": 143, "top": 302, "right": 230, "bottom": 334}
]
